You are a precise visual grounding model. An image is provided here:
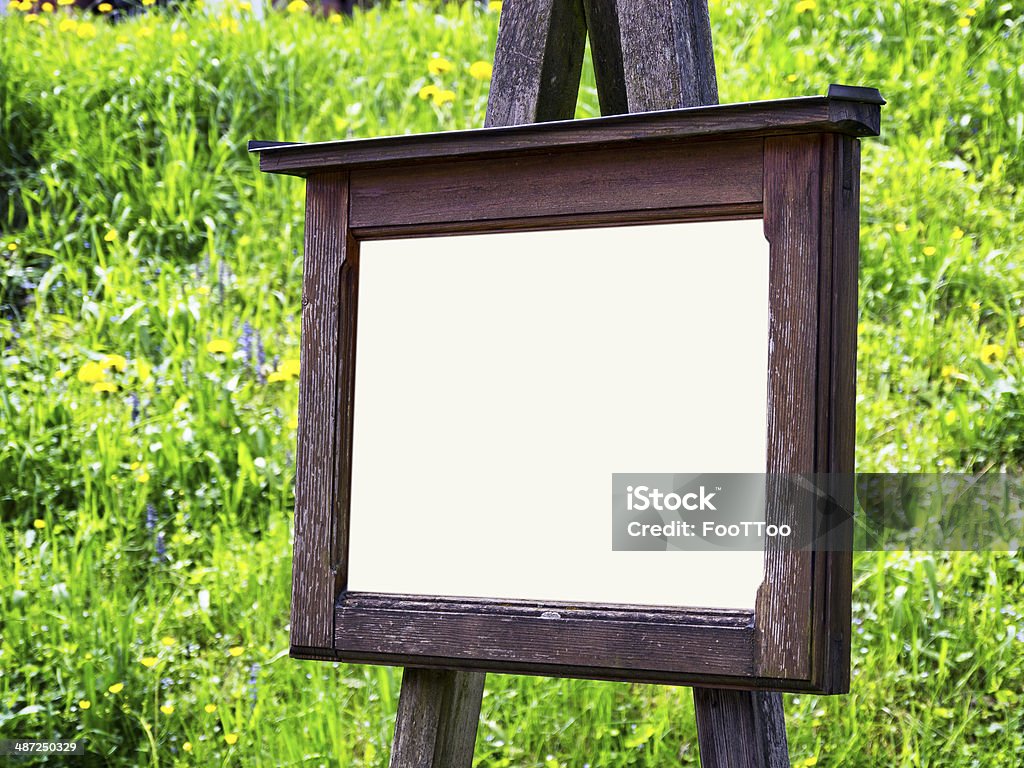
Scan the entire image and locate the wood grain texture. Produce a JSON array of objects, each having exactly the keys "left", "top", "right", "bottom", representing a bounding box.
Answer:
[
  {"left": 349, "top": 139, "right": 763, "bottom": 229},
  {"left": 694, "top": 689, "right": 789, "bottom": 768},
  {"left": 389, "top": 668, "right": 485, "bottom": 768},
  {"left": 254, "top": 94, "right": 883, "bottom": 176},
  {"left": 485, "top": 0, "right": 588, "bottom": 127},
  {"left": 290, "top": 173, "right": 350, "bottom": 651}
]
